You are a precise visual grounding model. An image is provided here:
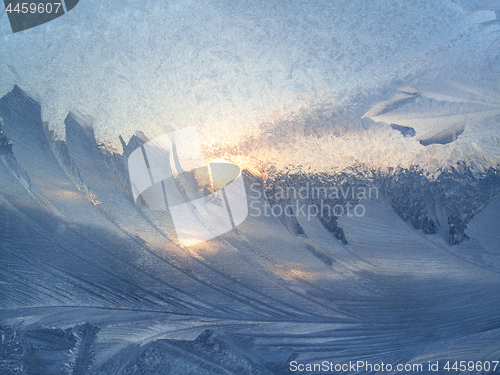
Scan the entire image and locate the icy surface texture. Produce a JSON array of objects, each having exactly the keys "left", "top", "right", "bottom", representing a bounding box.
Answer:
[
  {"left": 385, "top": 166, "right": 500, "bottom": 245},
  {"left": 1, "top": 0, "right": 500, "bottom": 372},
  {"left": 0, "top": 324, "right": 99, "bottom": 375},
  {"left": 263, "top": 165, "right": 500, "bottom": 246},
  {"left": 1, "top": 0, "right": 499, "bottom": 147},
  {"left": 204, "top": 92, "right": 500, "bottom": 179},
  {"left": 1, "top": 85, "right": 500, "bottom": 374},
  {"left": 364, "top": 81, "right": 500, "bottom": 147},
  {"left": 1, "top": 0, "right": 499, "bottom": 179}
]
